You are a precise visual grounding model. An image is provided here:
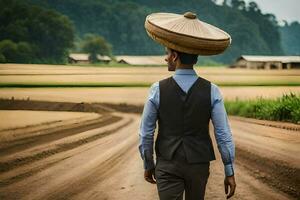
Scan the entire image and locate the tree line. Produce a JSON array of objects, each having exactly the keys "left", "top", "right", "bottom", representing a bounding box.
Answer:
[
  {"left": 0, "top": 0, "right": 299, "bottom": 64},
  {"left": 0, "top": 0, "right": 74, "bottom": 63}
]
